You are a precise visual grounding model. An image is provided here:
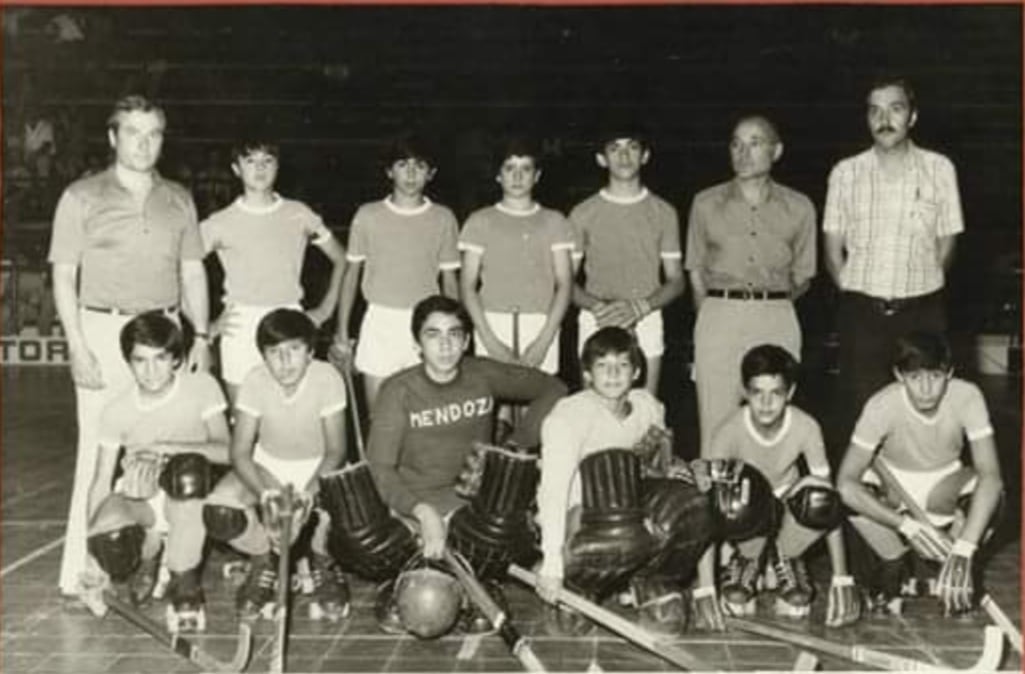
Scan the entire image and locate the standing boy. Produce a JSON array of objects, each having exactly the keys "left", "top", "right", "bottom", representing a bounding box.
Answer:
[
  {"left": 200, "top": 137, "right": 346, "bottom": 402},
  {"left": 203, "top": 309, "right": 350, "bottom": 622},
  {"left": 692, "top": 344, "right": 859, "bottom": 630},
  {"left": 460, "top": 137, "right": 574, "bottom": 376},
  {"left": 837, "top": 332, "right": 1002, "bottom": 616},
  {"left": 85, "top": 312, "right": 229, "bottom": 632},
  {"left": 331, "top": 135, "right": 461, "bottom": 408},
  {"left": 569, "top": 128, "right": 685, "bottom": 395}
]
